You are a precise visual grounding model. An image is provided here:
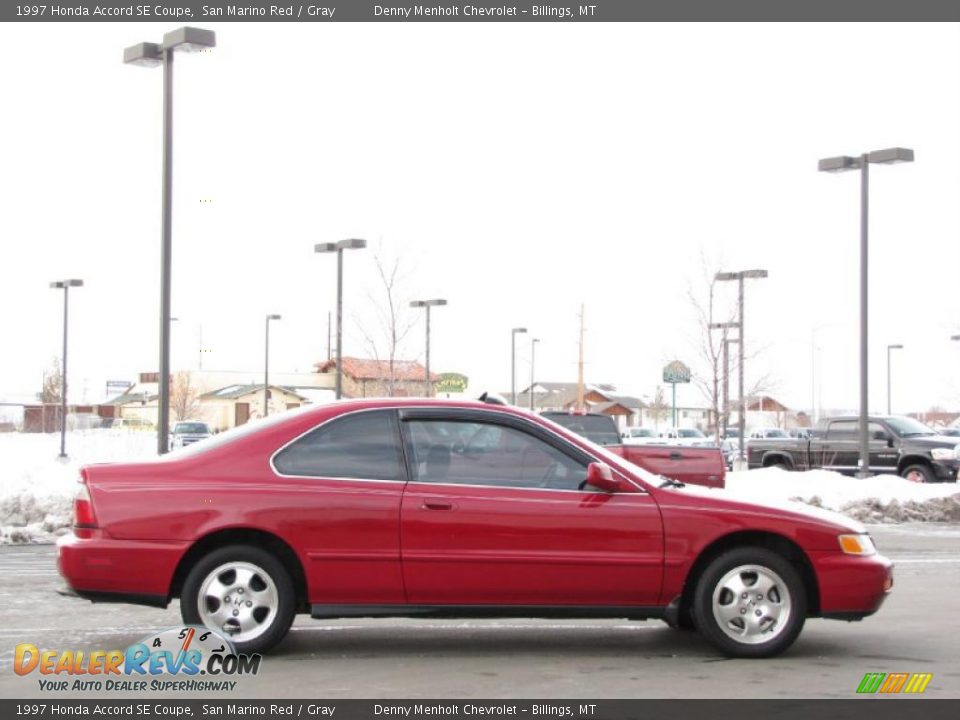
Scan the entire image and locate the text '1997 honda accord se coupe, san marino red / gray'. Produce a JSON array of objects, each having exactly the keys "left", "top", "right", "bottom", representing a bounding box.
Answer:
[{"left": 57, "top": 397, "right": 893, "bottom": 658}]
